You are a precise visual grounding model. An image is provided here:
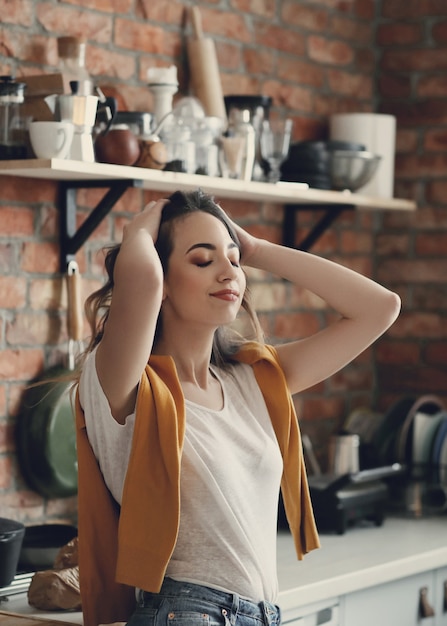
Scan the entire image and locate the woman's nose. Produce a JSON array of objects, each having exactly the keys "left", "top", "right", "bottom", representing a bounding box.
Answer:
[{"left": 217, "top": 258, "right": 238, "bottom": 281}]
